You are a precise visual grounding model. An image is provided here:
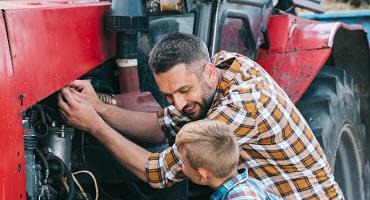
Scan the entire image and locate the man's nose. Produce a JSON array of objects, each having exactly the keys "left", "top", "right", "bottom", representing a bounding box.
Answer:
[{"left": 173, "top": 94, "right": 187, "bottom": 111}]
